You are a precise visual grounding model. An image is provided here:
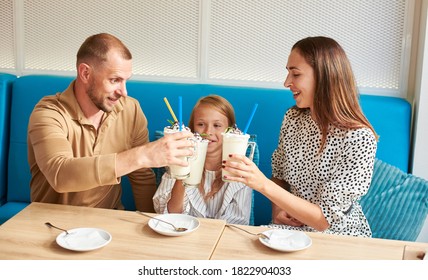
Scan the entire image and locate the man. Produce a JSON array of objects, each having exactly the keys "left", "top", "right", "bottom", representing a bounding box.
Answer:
[{"left": 28, "top": 33, "right": 193, "bottom": 212}]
